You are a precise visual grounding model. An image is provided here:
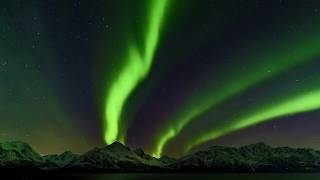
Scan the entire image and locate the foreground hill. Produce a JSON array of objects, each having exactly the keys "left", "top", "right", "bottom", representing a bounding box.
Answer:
[{"left": 0, "top": 141, "right": 320, "bottom": 172}]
